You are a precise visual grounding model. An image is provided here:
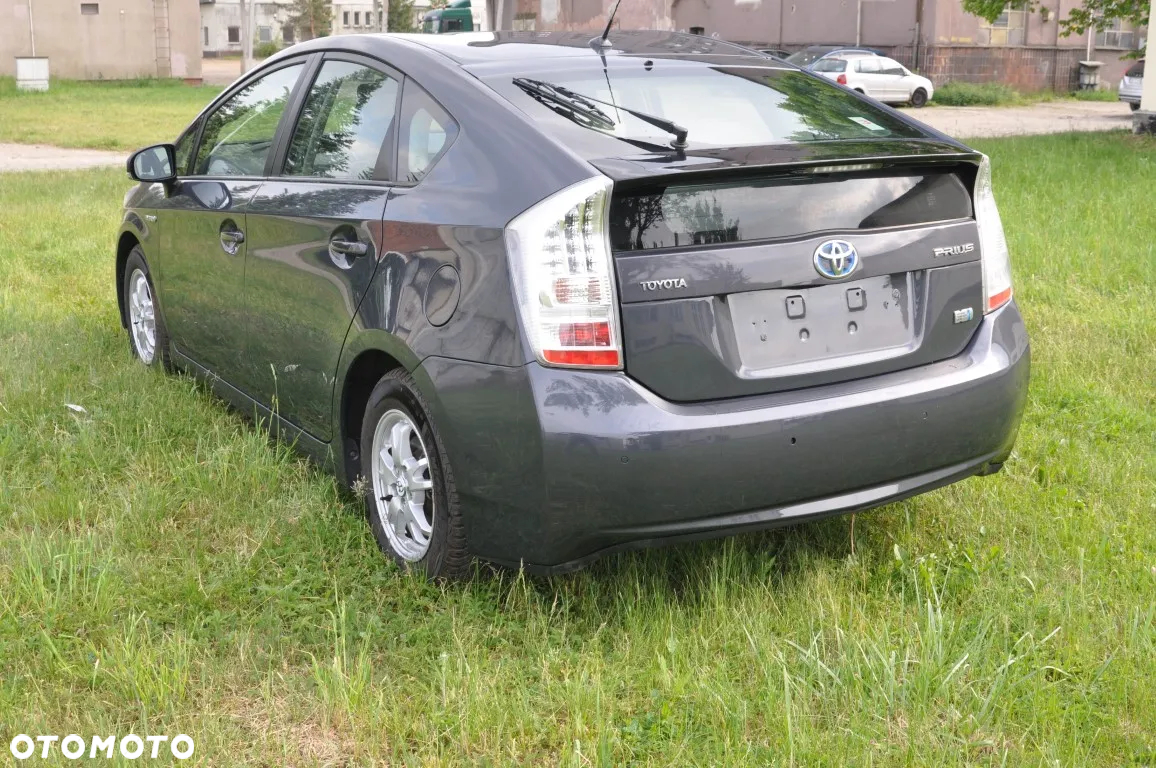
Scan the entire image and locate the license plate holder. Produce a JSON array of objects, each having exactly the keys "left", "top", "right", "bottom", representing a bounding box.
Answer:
[{"left": 729, "top": 273, "right": 917, "bottom": 376}]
